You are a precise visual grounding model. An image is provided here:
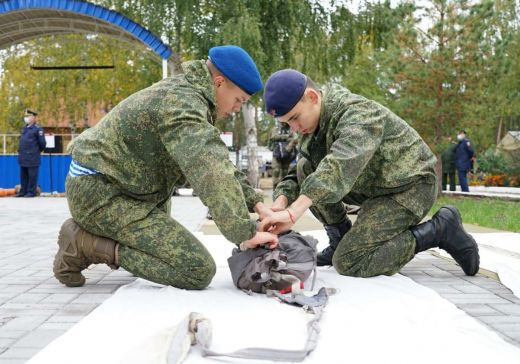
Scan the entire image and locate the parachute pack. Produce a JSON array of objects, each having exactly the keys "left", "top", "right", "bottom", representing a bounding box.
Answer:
[{"left": 227, "top": 230, "right": 318, "bottom": 294}]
